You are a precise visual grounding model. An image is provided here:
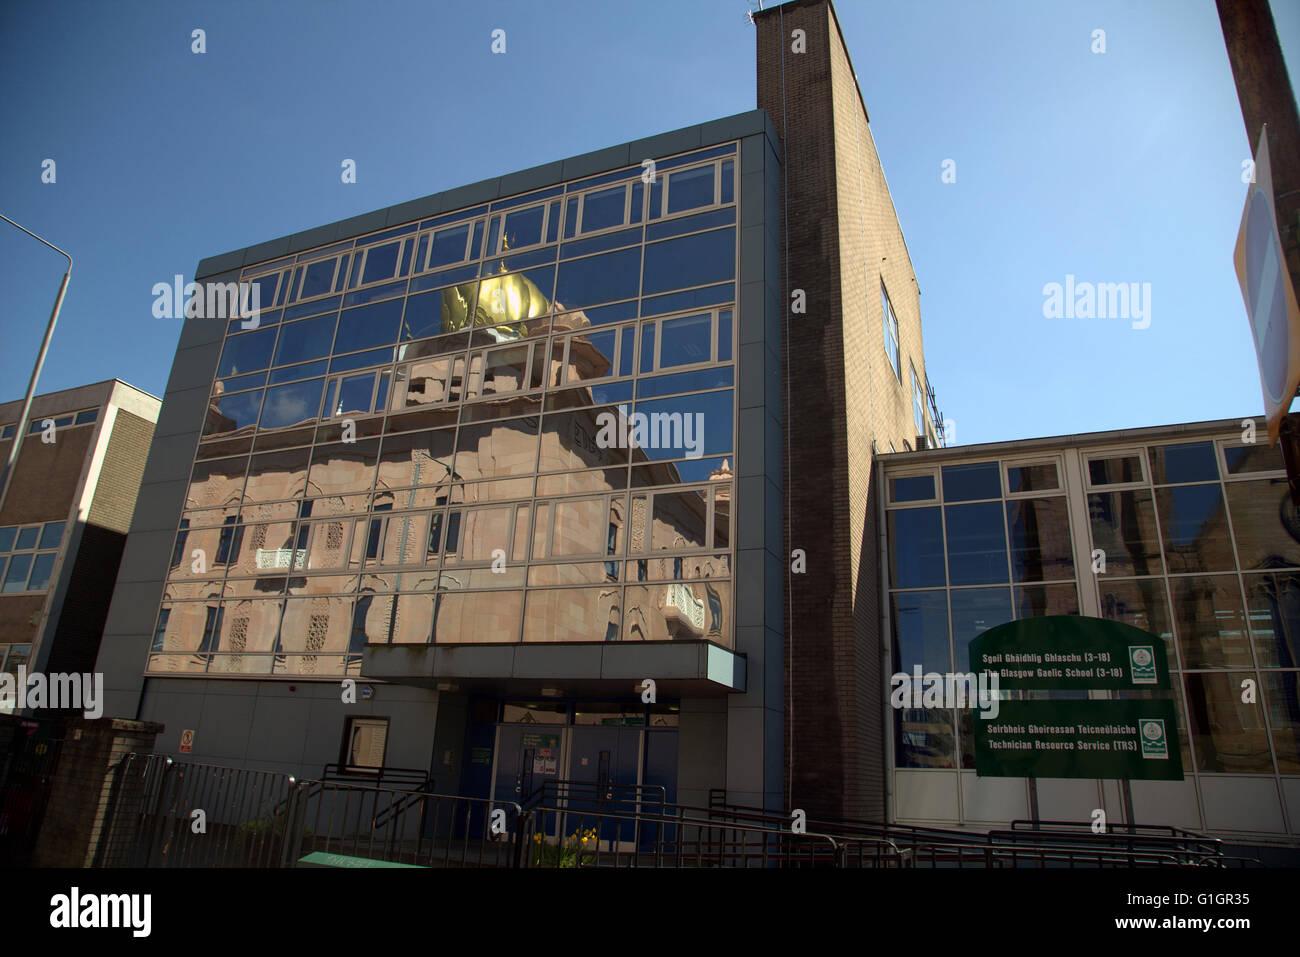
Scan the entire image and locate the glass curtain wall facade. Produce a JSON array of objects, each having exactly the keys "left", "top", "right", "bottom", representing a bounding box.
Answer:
[
  {"left": 148, "top": 144, "right": 740, "bottom": 678},
  {"left": 883, "top": 428, "right": 1300, "bottom": 836}
]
